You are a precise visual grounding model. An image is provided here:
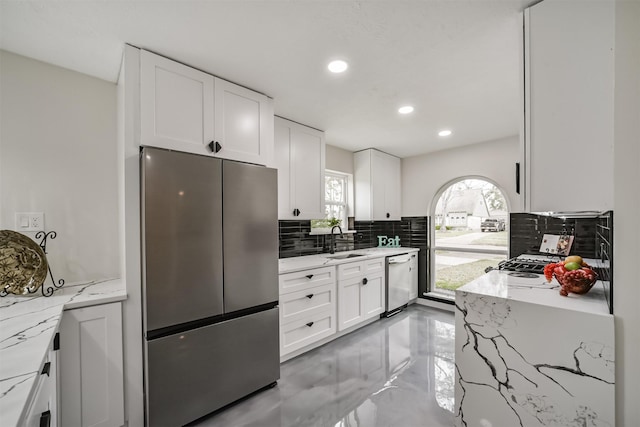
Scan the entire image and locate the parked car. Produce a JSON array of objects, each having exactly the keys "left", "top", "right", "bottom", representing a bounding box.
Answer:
[{"left": 481, "top": 218, "right": 506, "bottom": 232}]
